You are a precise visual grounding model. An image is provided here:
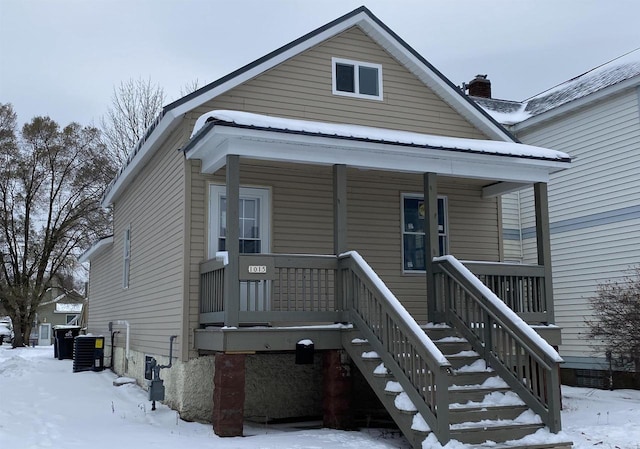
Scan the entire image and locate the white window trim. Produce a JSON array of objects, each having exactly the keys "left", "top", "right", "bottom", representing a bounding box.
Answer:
[
  {"left": 123, "top": 226, "right": 131, "bottom": 289},
  {"left": 401, "top": 193, "right": 448, "bottom": 274},
  {"left": 208, "top": 185, "right": 271, "bottom": 259},
  {"left": 331, "top": 57, "right": 383, "bottom": 101}
]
